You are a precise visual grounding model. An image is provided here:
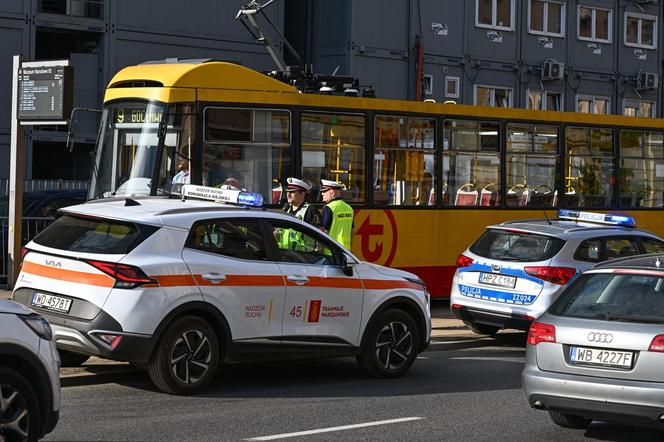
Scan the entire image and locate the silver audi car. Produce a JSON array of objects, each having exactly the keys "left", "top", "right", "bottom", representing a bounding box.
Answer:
[
  {"left": 522, "top": 254, "right": 664, "bottom": 429},
  {"left": 451, "top": 210, "right": 664, "bottom": 335}
]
